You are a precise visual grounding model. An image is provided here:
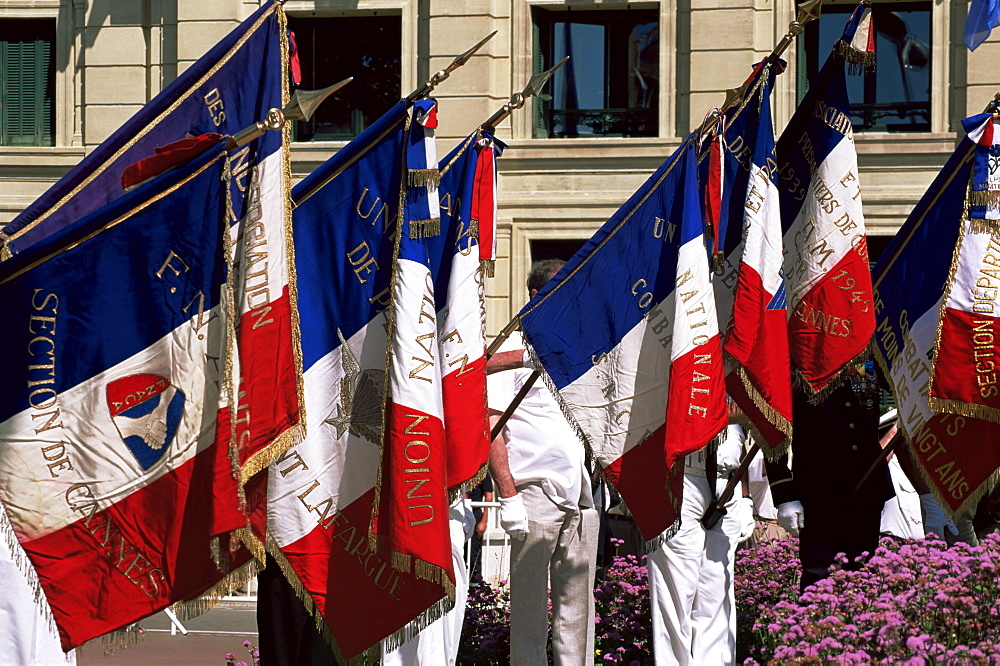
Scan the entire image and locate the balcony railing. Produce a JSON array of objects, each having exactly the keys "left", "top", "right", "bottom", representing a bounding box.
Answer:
[{"left": 547, "top": 107, "right": 657, "bottom": 138}]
